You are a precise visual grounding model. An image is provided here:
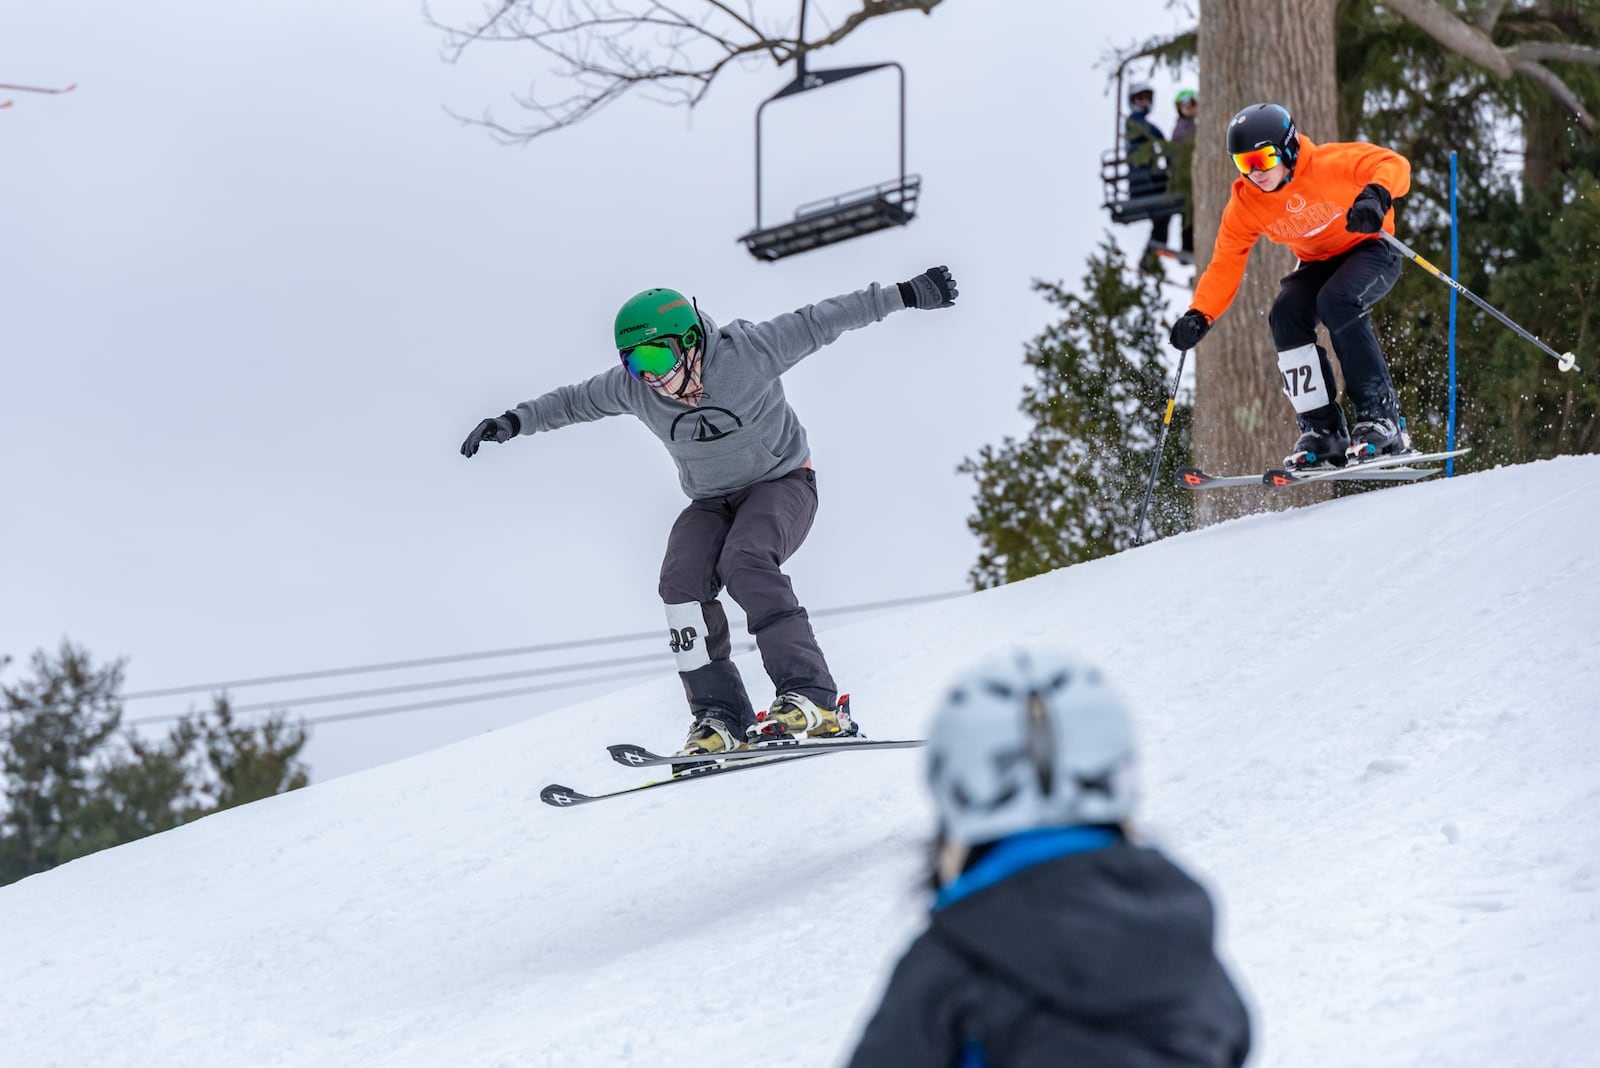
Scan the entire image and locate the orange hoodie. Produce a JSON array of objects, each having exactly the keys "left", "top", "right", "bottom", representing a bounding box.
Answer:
[{"left": 1190, "top": 137, "right": 1411, "bottom": 322}]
